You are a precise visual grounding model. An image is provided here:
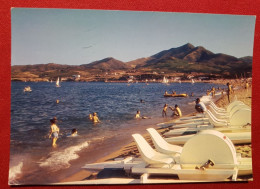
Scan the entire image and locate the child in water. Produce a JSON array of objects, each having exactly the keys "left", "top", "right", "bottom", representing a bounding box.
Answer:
[
  {"left": 89, "top": 114, "right": 93, "bottom": 121},
  {"left": 135, "top": 110, "right": 150, "bottom": 119},
  {"left": 162, "top": 104, "right": 168, "bottom": 117},
  {"left": 135, "top": 110, "right": 141, "bottom": 118},
  {"left": 49, "top": 119, "right": 60, "bottom": 147}
]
